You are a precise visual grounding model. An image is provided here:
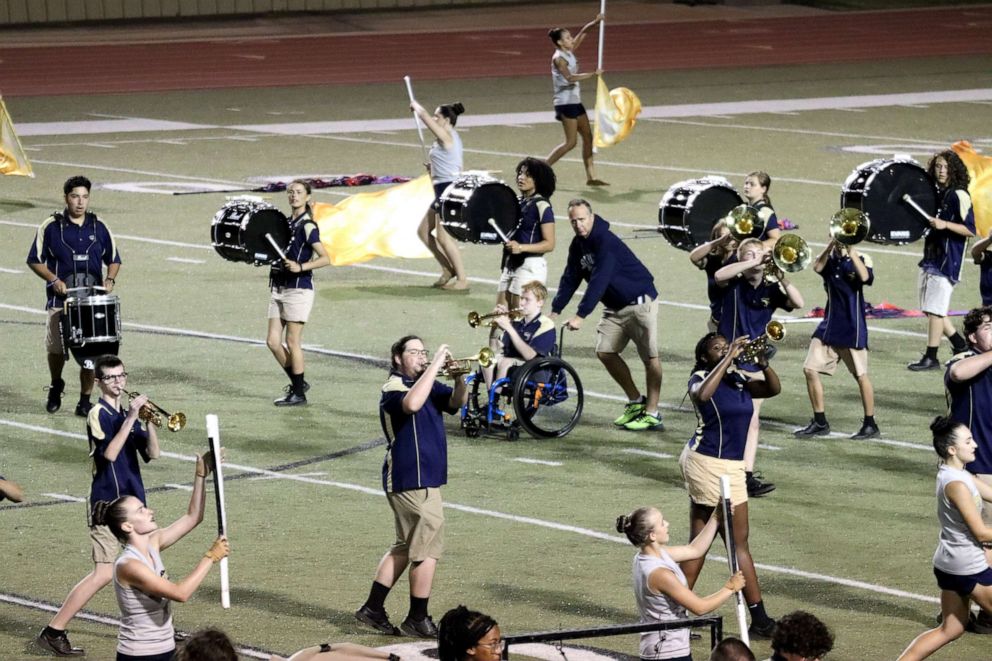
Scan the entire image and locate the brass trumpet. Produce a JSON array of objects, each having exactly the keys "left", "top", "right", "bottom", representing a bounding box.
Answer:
[
  {"left": 123, "top": 389, "right": 187, "bottom": 432},
  {"left": 723, "top": 204, "right": 765, "bottom": 241},
  {"left": 440, "top": 347, "right": 495, "bottom": 378},
  {"left": 764, "top": 233, "right": 811, "bottom": 282},
  {"left": 467, "top": 308, "right": 523, "bottom": 328},
  {"left": 736, "top": 320, "right": 786, "bottom": 365},
  {"left": 829, "top": 208, "right": 870, "bottom": 246}
]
